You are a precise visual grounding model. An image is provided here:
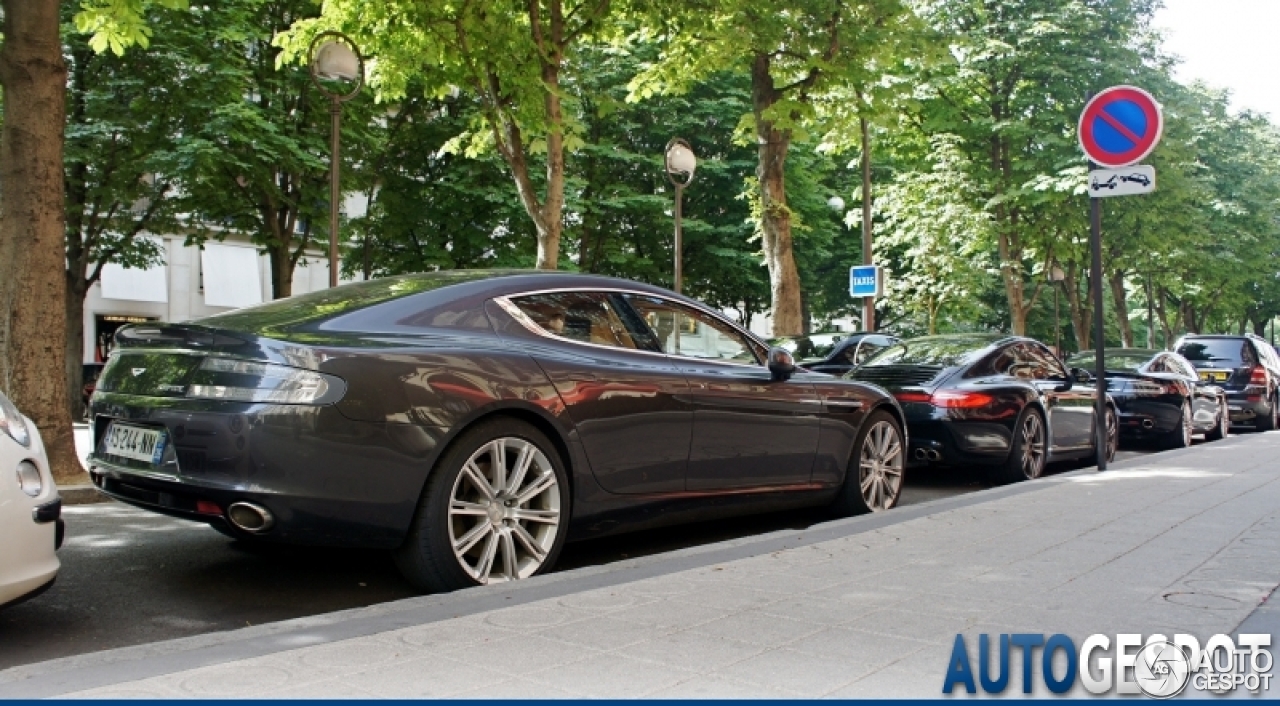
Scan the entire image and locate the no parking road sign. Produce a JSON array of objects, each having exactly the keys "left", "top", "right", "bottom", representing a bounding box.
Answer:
[{"left": 1078, "top": 86, "right": 1164, "bottom": 168}]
